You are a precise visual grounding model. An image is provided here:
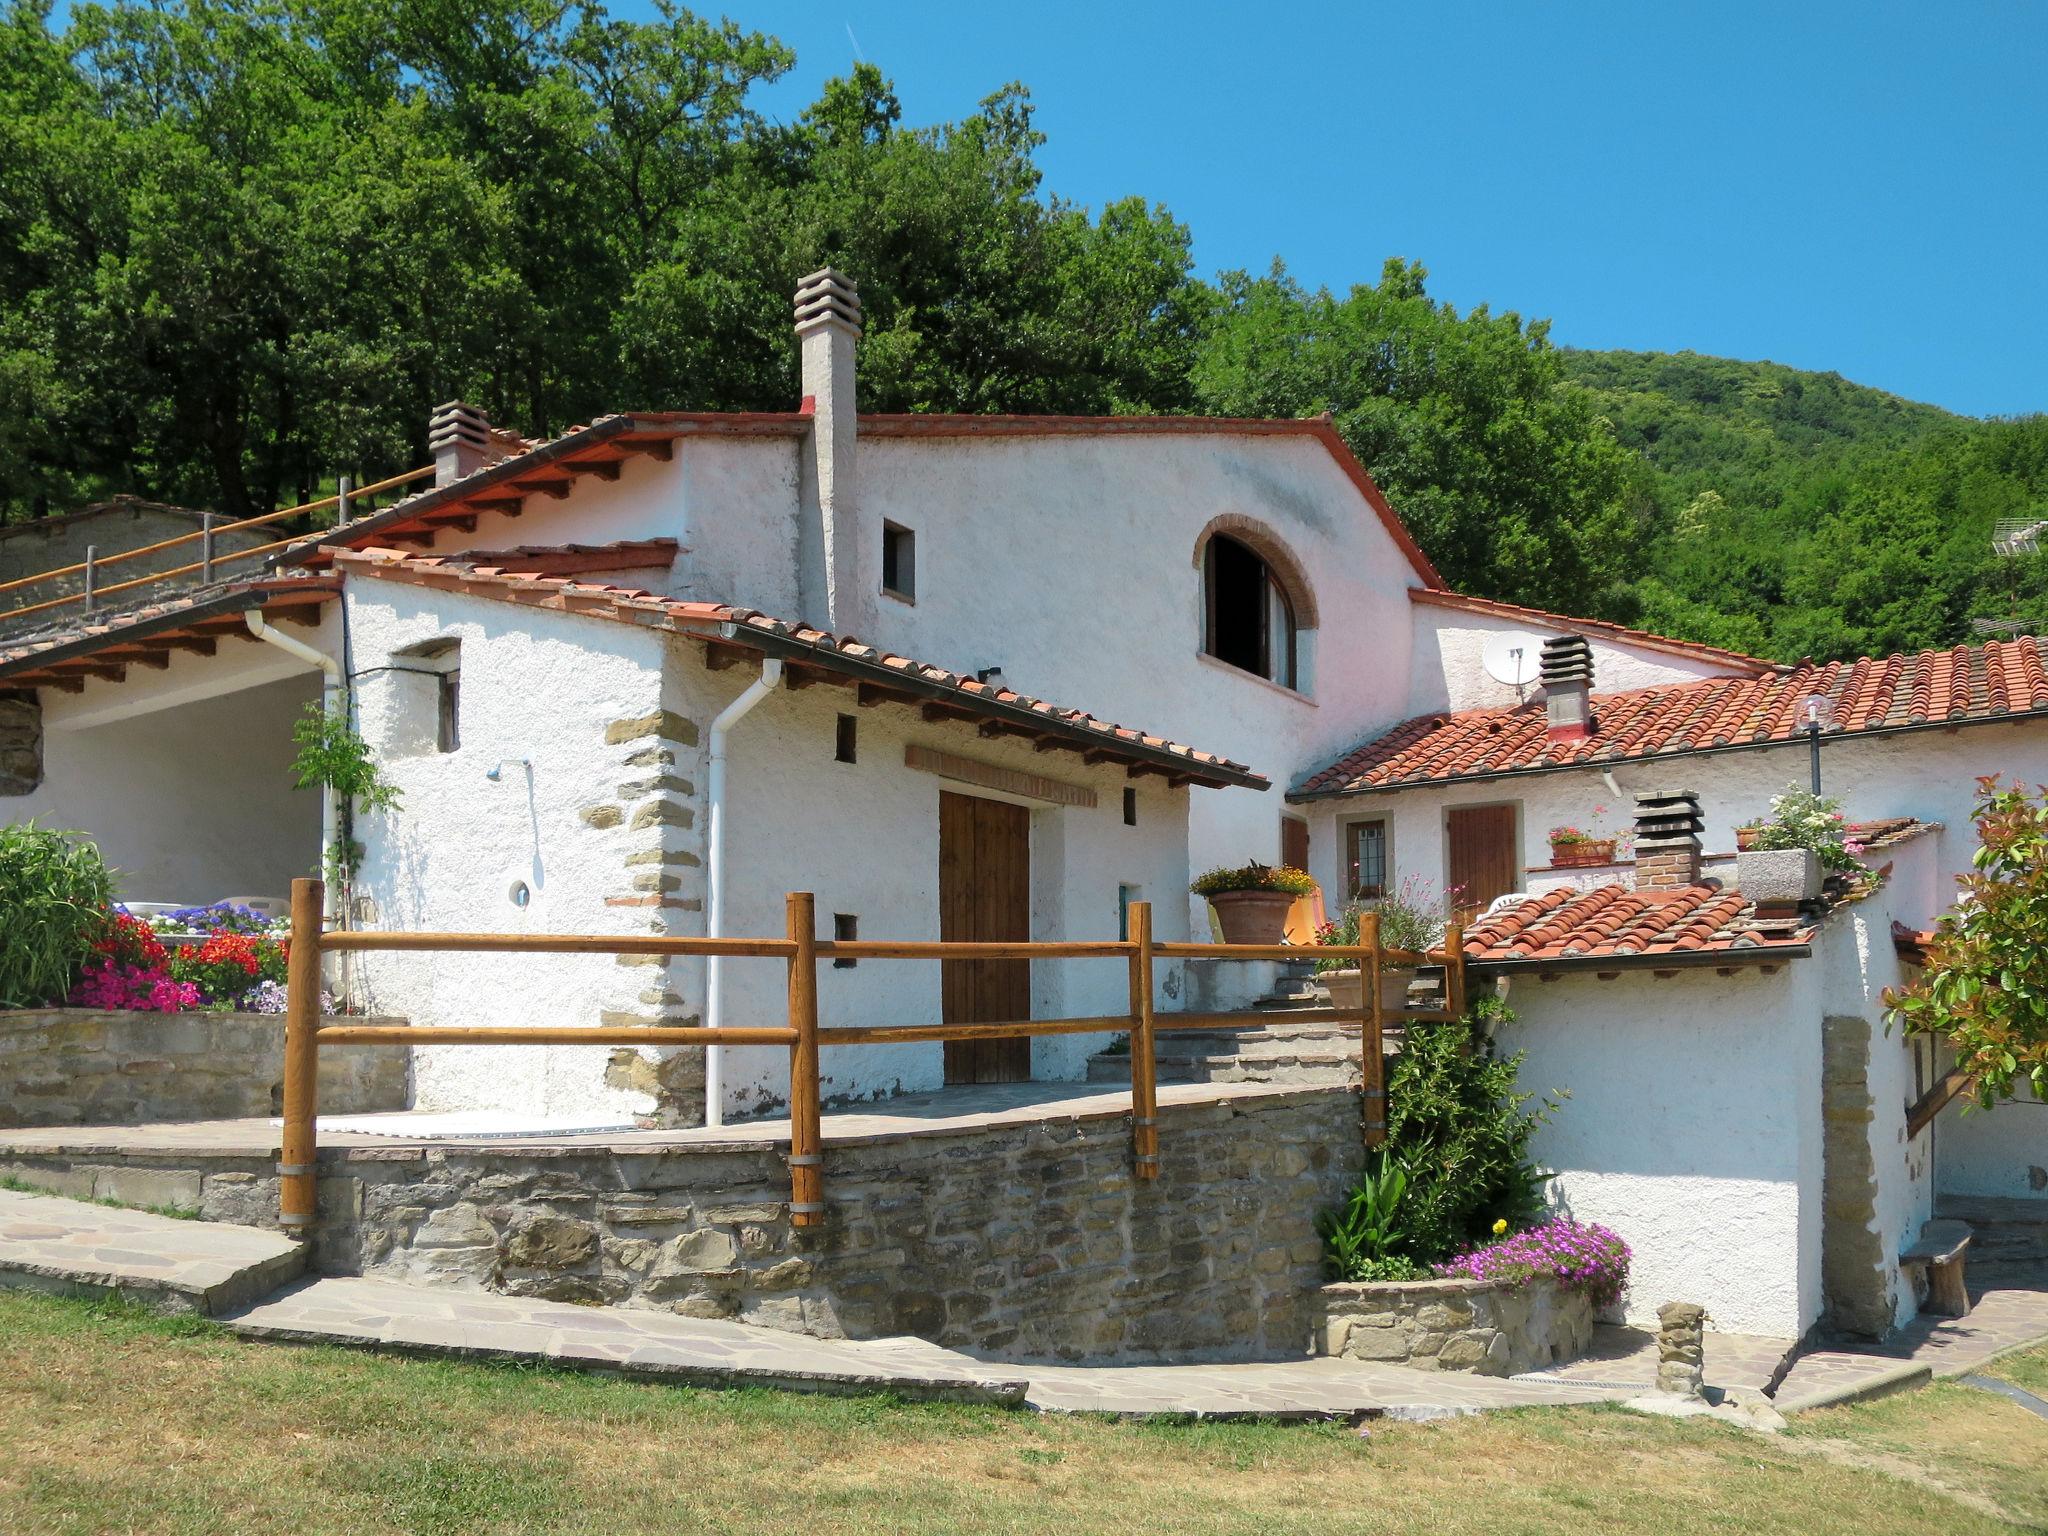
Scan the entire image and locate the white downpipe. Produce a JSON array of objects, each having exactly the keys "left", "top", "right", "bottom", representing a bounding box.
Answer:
[
  {"left": 704, "top": 657, "right": 784, "bottom": 1128},
  {"left": 244, "top": 611, "right": 343, "bottom": 924}
]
